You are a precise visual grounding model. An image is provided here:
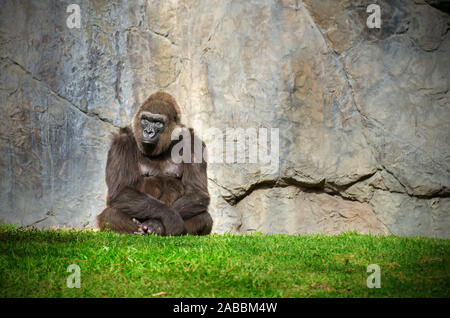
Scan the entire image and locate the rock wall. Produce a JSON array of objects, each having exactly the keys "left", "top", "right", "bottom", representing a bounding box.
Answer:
[{"left": 0, "top": 0, "right": 448, "bottom": 237}]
